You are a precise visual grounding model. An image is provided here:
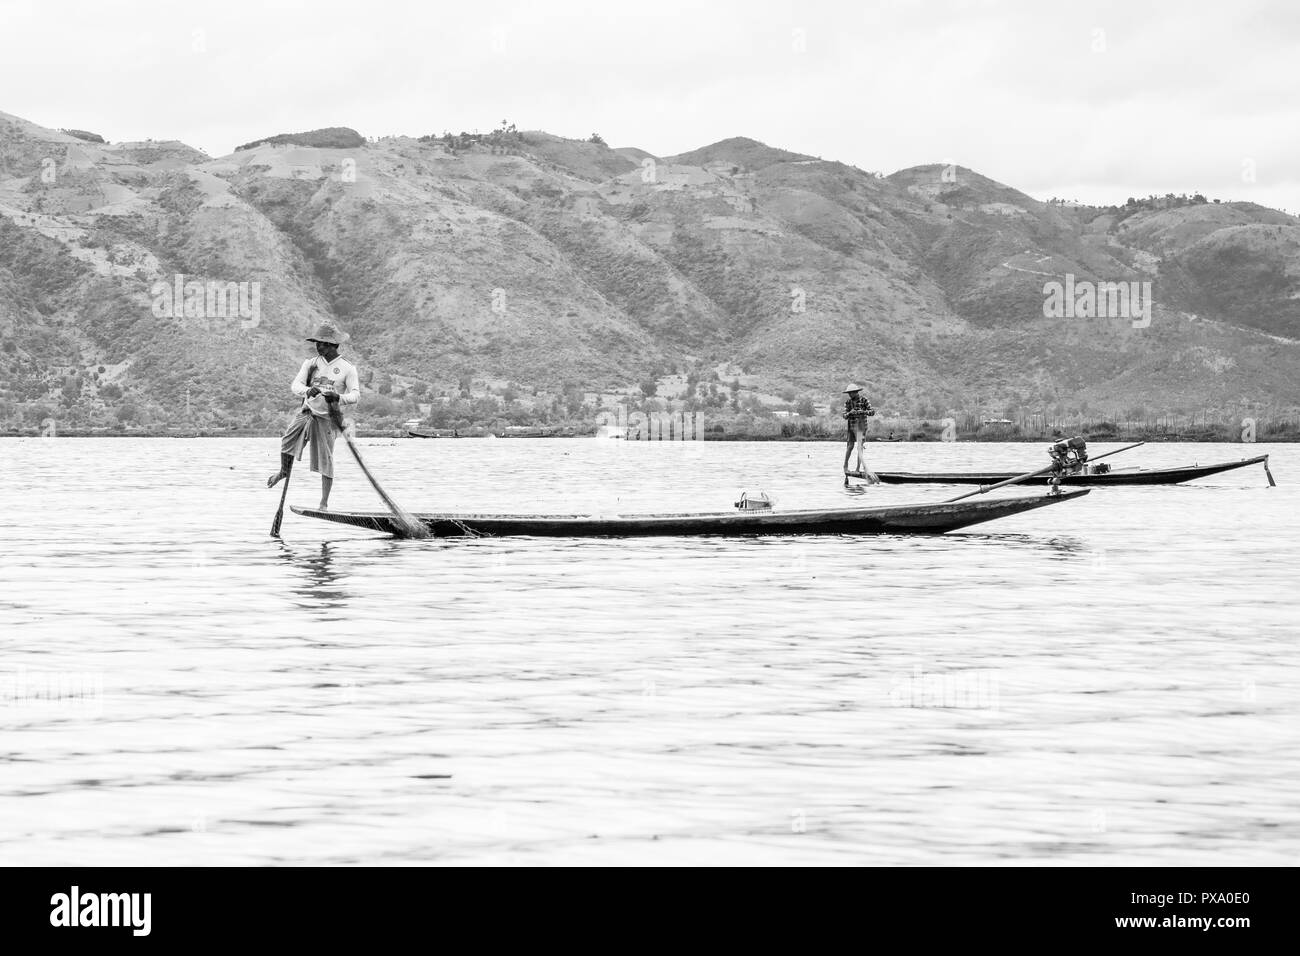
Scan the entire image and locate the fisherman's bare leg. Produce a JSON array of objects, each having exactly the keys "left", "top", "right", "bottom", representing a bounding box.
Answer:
[
  {"left": 319, "top": 475, "right": 333, "bottom": 510},
  {"left": 272, "top": 412, "right": 310, "bottom": 487},
  {"left": 267, "top": 452, "right": 294, "bottom": 488},
  {"left": 843, "top": 435, "right": 855, "bottom": 485}
]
